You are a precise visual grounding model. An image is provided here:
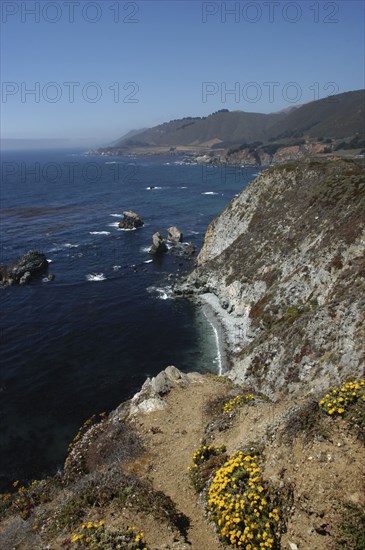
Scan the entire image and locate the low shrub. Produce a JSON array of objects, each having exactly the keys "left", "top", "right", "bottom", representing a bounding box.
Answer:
[
  {"left": 188, "top": 444, "right": 227, "bottom": 493},
  {"left": 0, "top": 477, "right": 62, "bottom": 520},
  {"left": 223, "top": 394, "right": 255, "bottom": 414},
  {"left": 207, "top": 452, "right": 280, "bottom": 548},
  {"left": 280, "top": 400, "right": 327, "bottom": 445},
  {"left": 336, "top": 502, "right": 365, "bottom": 549},
  {"left": 319, "top": 379, "right": 365, "bottom": 416},
  {"left": 70, "top": 522, "right": 148, "bottom": 549}
]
